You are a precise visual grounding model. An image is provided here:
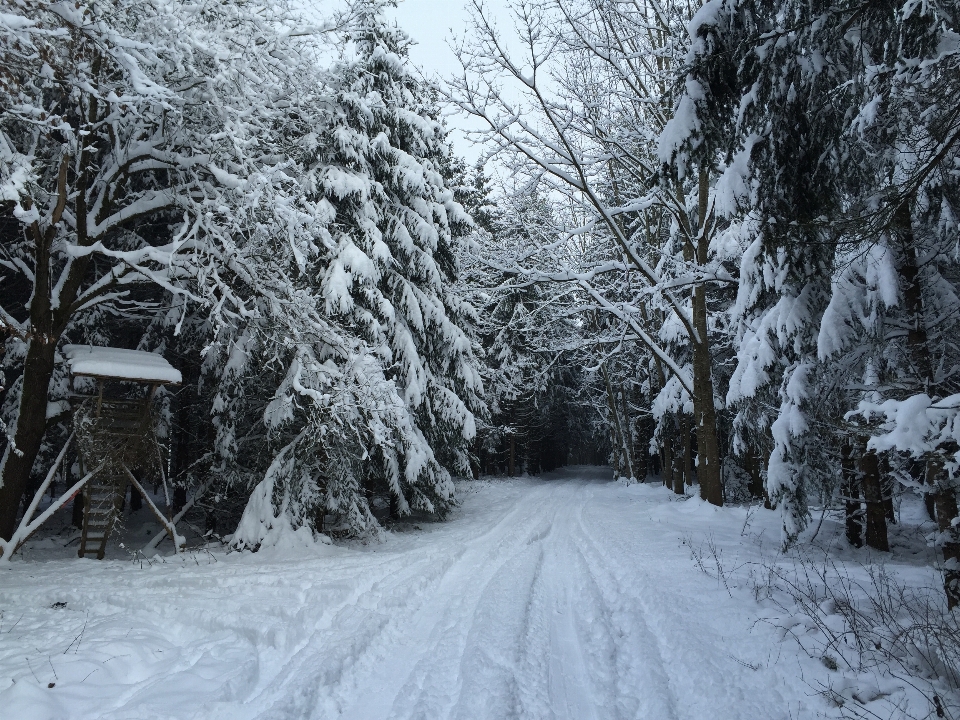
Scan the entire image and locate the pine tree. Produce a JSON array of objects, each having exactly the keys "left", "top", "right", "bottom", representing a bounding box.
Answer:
[{"left": 228, "top": 7, "right": 484, "bottom": 545}]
